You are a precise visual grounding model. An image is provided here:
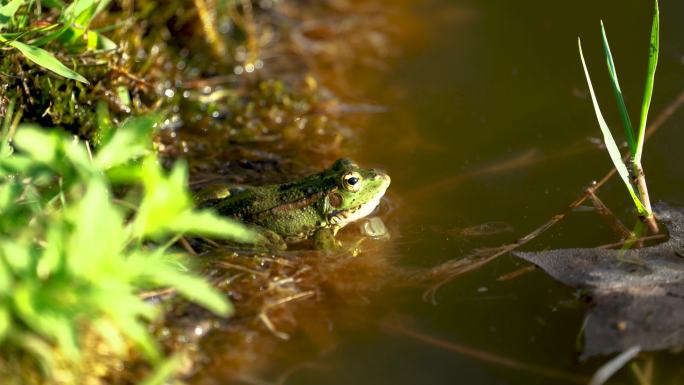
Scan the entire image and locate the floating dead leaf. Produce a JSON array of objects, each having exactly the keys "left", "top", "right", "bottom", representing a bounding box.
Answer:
[{"left": 514, "top": 204, "right": 684, "bottom": 358}]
